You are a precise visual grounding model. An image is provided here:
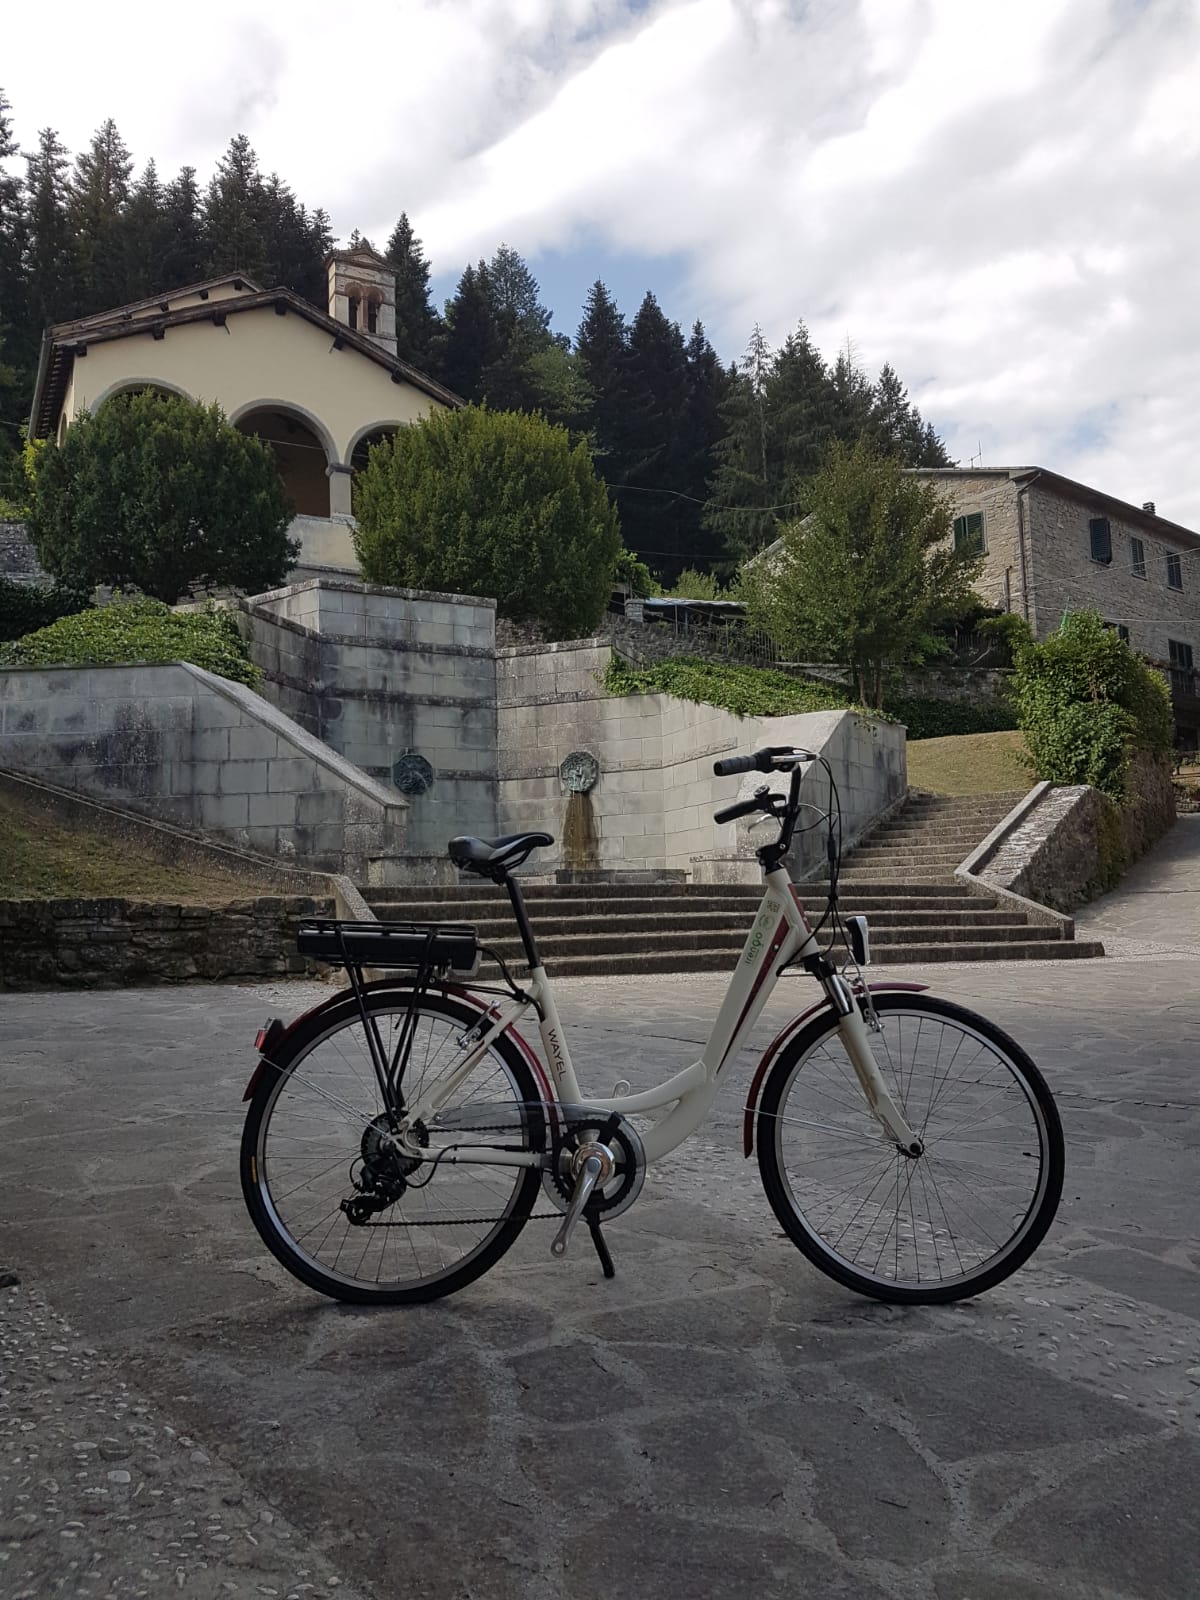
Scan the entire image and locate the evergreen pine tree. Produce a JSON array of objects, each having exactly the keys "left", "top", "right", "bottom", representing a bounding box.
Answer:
[
  {"left": 440, "top": 262, "right": 503, "bottom": 401},
  {"left": 703, "top": 324, "right": 777, "bottom": 556},
  {"left": 69, "top": 118, "right": 133, "bottom": 312},
  {"left": 575, "top": 280, "right": 632, "bottom": 476},
  {"left": 23, "top": 127, "right": 75, "bottom": 328},
  {"left": 159, "top": 166, "right": 205, "bottom": 288},
  {"left": 618, "top": 291, "right": 690, "bottom": 575},
  {"left": 829, "top": 344, "right": 874, "bottom": 445},
  {"left": 120, "top": 159, "right": 166, "bottom": 302},
  {"left": 0, "top": 90, "right": 30, "bottom": 398},
  {"left": 385, "top": 212, "right": 440, "bottom": 371},
  {"left": 203, "top": 134, "right": 267, "bottom": 280}
]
